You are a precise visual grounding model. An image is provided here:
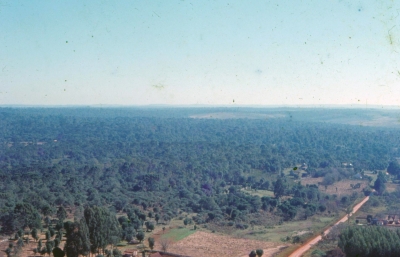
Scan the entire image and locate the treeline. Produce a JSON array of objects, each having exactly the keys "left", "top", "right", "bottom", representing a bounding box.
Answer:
[
  {"left": 1, "top": 108, "right": 399, "bottom": 171},
  {"left": 339, "top": 226, "right": 400, "bottom": 257},
  {"left": 4, "top": 205, "right": 128, "bottom": 257}
]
